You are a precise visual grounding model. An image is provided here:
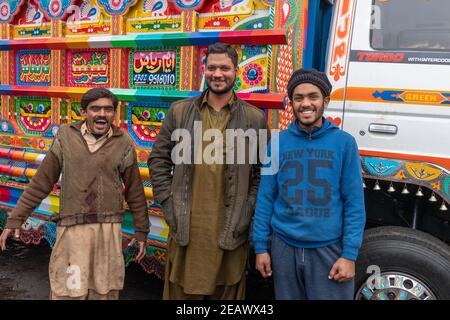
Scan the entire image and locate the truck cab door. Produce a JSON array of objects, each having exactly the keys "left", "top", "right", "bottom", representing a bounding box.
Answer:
[{"left": 327, "top": 0, "right": 450, "bottom": 172}]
